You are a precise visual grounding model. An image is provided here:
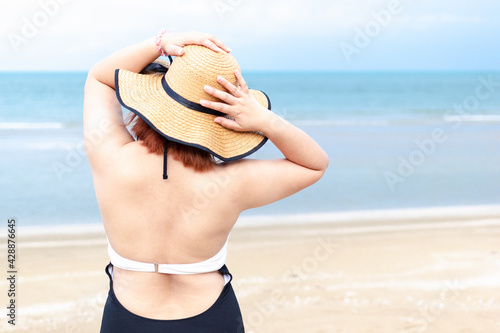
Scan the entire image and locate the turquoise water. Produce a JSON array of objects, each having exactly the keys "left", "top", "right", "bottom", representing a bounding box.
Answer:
[{"left": 1, "top": 71, "right": 500, "bottom": 226}]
